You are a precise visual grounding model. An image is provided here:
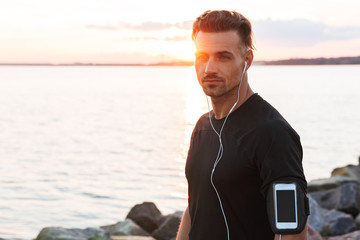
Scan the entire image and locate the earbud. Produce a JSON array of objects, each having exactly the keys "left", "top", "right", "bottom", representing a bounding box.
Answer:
[{"left": 244, "top": 61, "right": 247, "bottom": 71}]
